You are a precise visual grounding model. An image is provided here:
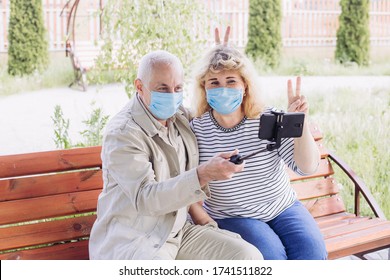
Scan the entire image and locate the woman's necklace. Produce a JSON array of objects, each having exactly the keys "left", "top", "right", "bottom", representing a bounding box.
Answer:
[{"left": 209, "top": 110, "right": 247, "bottom": 132}]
